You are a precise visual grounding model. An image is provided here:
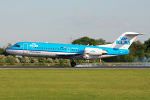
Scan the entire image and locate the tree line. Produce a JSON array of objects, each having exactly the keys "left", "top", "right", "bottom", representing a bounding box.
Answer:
[{"left": 0, "top": 37, "right": 150, "bottom": 66}]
